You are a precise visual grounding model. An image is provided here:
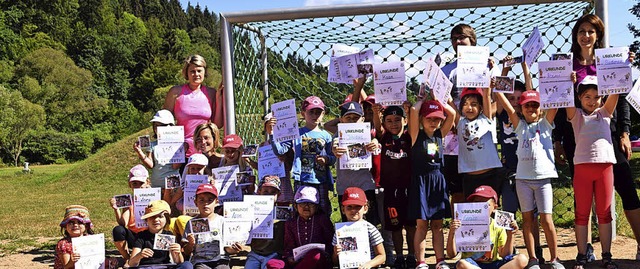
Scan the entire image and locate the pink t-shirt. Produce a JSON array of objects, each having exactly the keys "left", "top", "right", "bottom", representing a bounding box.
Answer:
[
  {"left": 174, "top": 85, "right": 212, "bottom": 157},
  {"left": 570, "top": 108, "right": 616, "bottom": 165}
]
